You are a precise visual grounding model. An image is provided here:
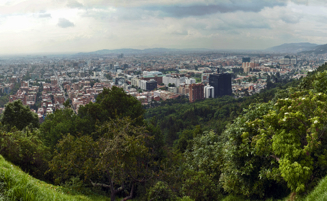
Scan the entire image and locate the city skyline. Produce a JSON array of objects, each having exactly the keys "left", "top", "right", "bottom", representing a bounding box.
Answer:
[{"left": 1, "top": 0, "right": 327, "bottom": 55}]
